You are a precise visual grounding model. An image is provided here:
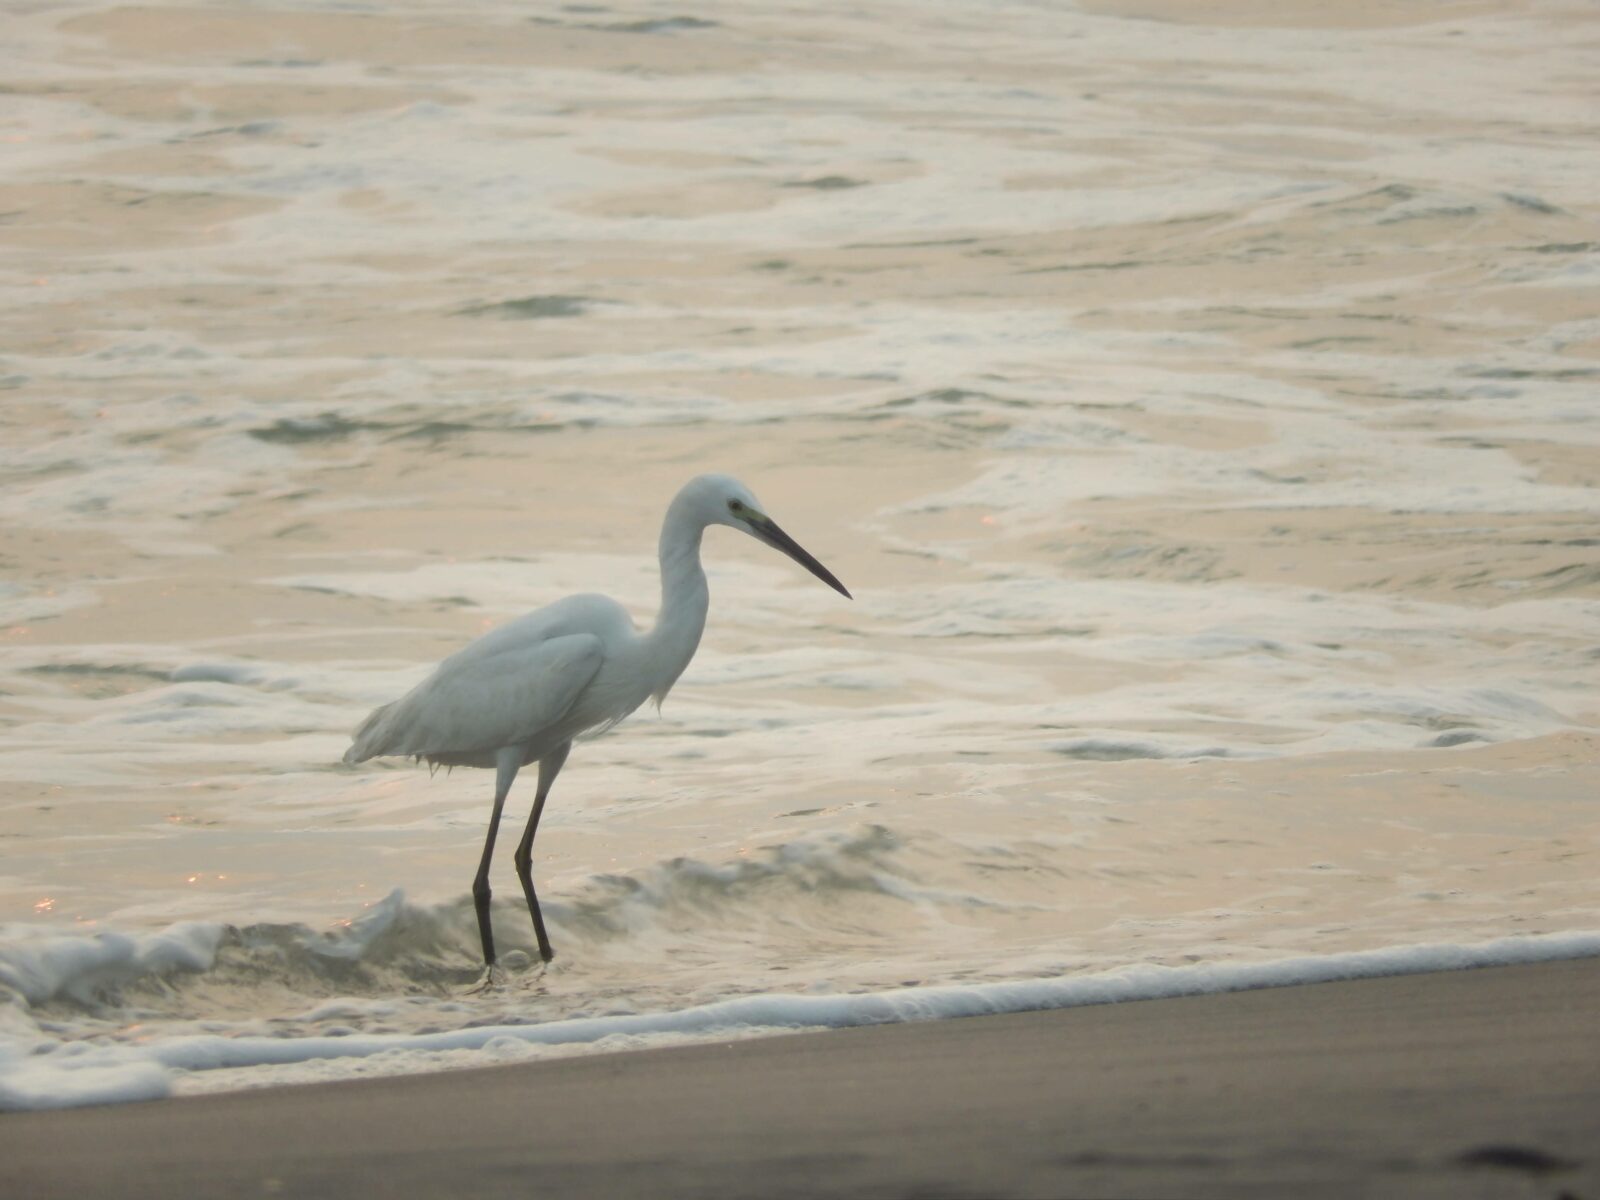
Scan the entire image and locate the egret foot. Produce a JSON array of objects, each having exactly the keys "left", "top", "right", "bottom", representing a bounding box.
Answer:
[{"left": 466, "top": 963, "right": 505, "bottom": 995}]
